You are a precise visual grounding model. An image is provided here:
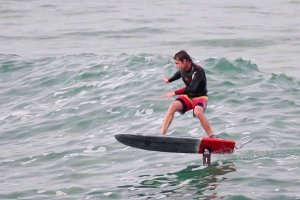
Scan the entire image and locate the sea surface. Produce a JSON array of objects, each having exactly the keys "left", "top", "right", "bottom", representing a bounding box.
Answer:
[{"left": 0, "top": 0, "right": 300, "bottom": 199}]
